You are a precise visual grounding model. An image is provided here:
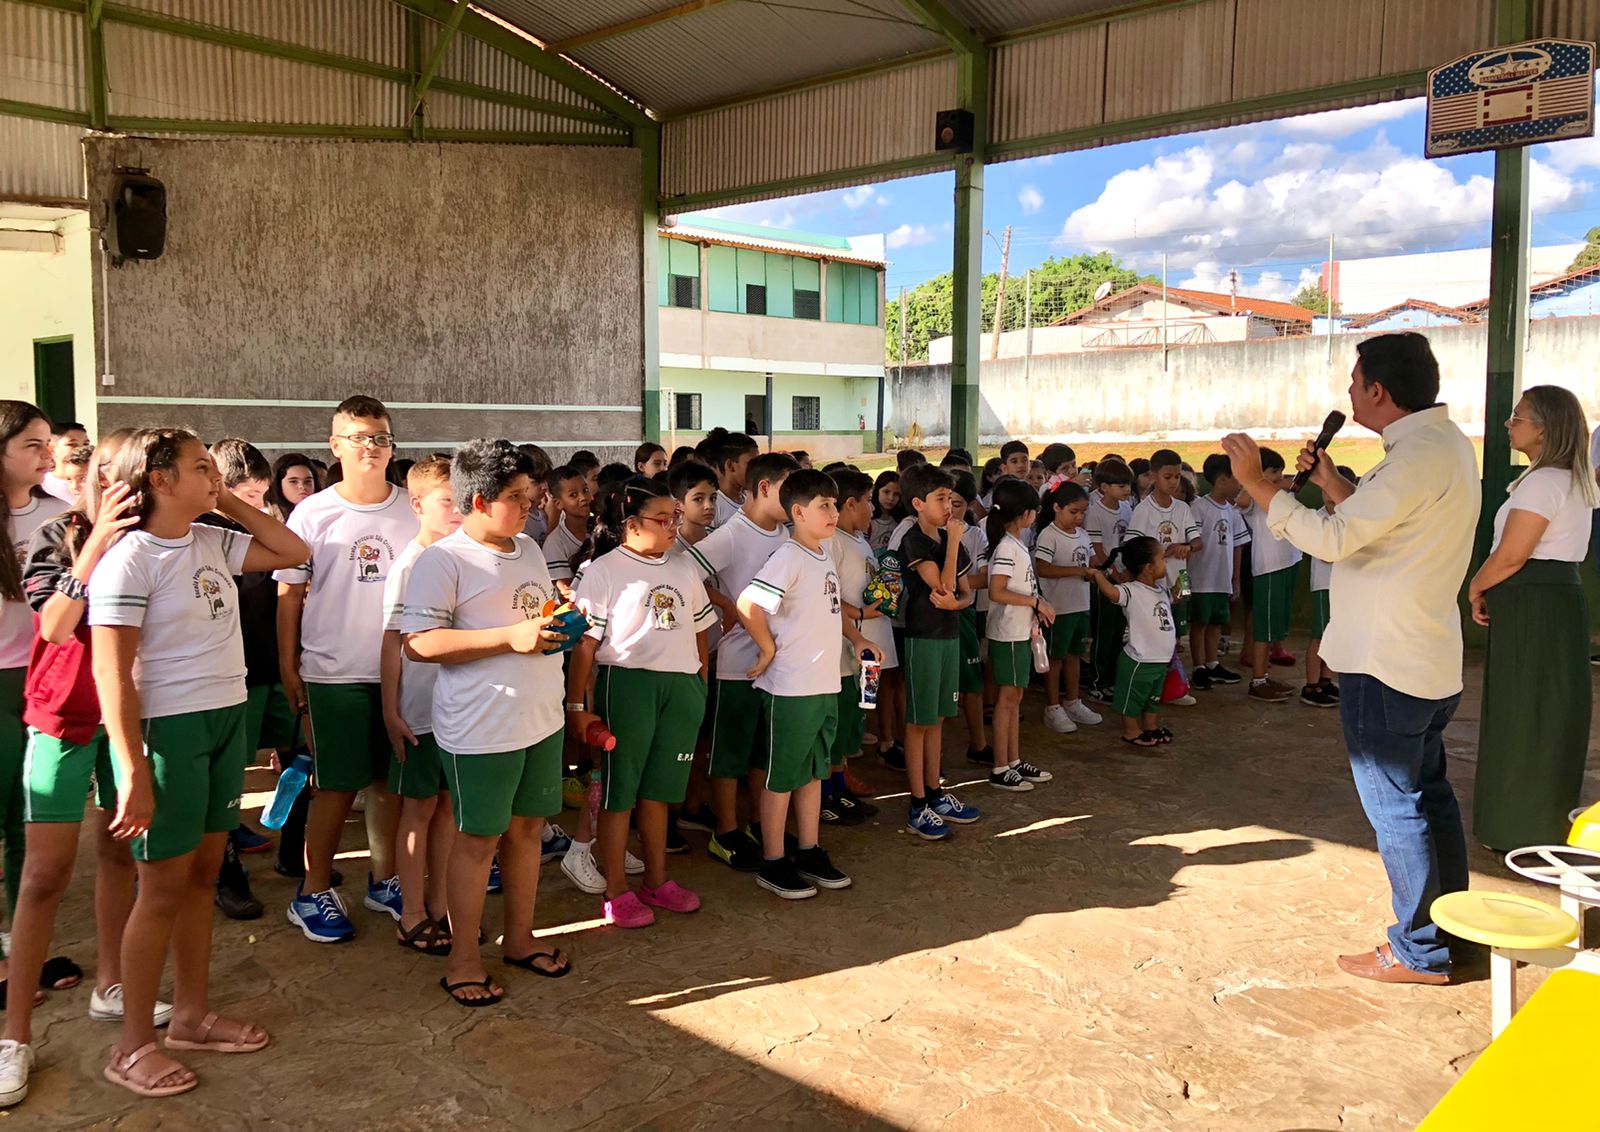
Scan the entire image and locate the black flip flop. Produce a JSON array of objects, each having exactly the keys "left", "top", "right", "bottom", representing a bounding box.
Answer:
[
  {"left": 504, "top": 947, "right": 571, "bottom": 979},
  {"left": 1121, "top": 732, "right": 1160, "bottom": 749},
  {"left": 40, "top": 955, "right": 83, "bottom": 990},
  {"left": 396, "top": 918, "right": 452, "bottom": 956},
  {"left": 1154, "top": 727, "right": 1174, "bottom": 744},
  {"left": 439, "top": 977, "right": 504, "bottom": 1008}
]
